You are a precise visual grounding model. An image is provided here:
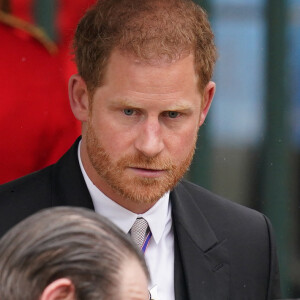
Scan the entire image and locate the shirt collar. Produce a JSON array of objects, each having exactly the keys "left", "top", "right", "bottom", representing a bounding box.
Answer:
[{"left": 78, "top": 141, "right": 171, "bottom": 244}]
